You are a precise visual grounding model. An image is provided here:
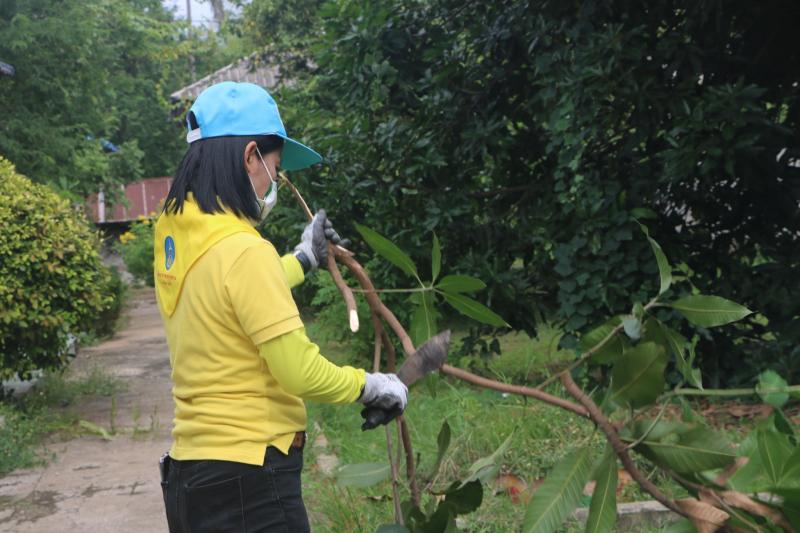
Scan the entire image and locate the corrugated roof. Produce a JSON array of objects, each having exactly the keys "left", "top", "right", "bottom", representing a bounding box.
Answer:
[{"left": 170, "top": 52, "right": 281, "bottom": 102}]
